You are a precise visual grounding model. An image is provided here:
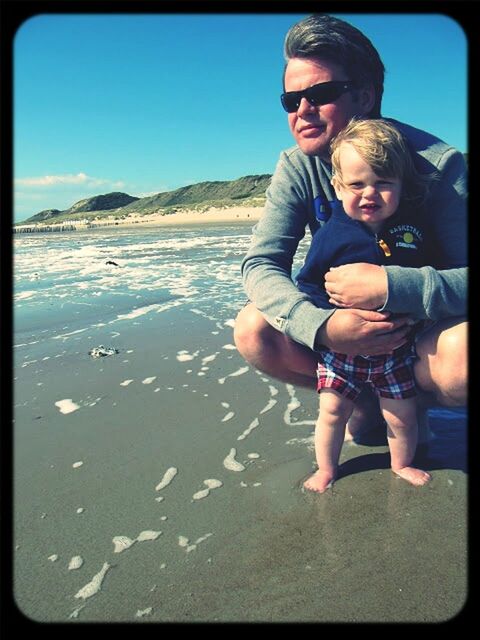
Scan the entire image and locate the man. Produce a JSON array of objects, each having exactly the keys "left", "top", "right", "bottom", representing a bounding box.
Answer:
[{"left": 234, "top": 14, "right": 467, "bottom": 438}]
